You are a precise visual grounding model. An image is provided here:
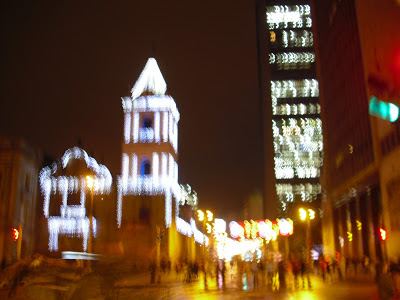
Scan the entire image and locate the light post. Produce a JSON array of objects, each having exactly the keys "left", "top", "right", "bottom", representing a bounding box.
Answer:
[
  {"left": 197, "top": 209, "right": 213, "bottom": 290},
  {"left": 86, "top": 175, "right": 95, "bottom": 272},
  {"left": 299, "top": 208, "right": 315, "bottom": 266},
  {"left": 155, "top": 225, "right": 164, "bottom": 284}
]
